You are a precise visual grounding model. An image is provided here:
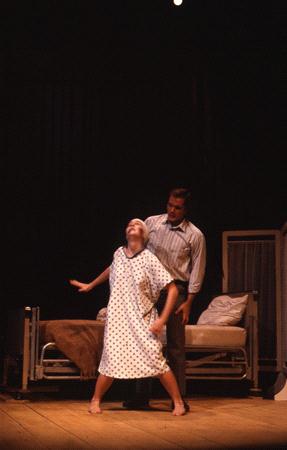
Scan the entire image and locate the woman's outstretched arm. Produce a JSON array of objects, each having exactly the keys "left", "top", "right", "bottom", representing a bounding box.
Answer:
[{"left": 69, "top": 266, "right": 110, "bottom": 293}]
